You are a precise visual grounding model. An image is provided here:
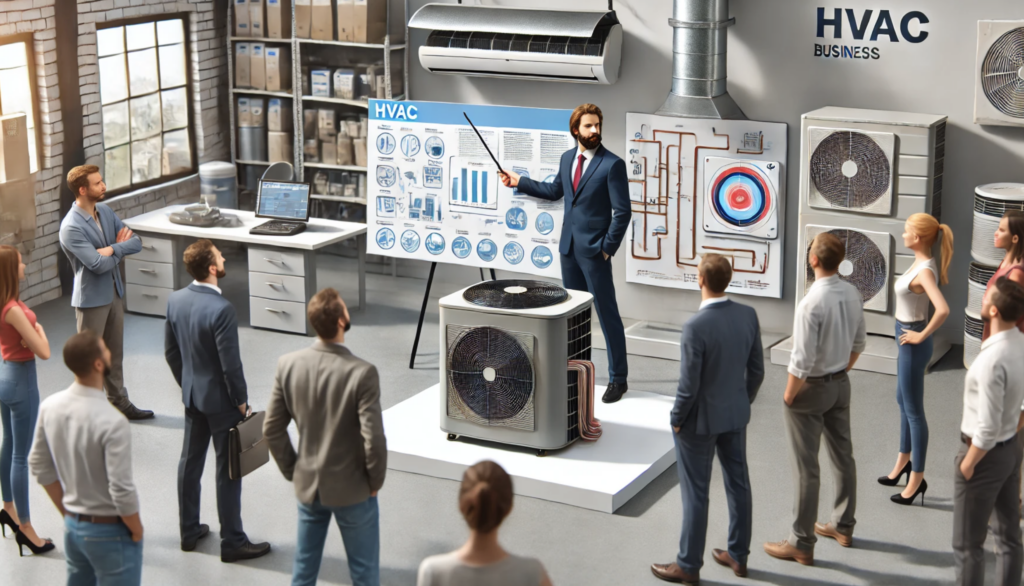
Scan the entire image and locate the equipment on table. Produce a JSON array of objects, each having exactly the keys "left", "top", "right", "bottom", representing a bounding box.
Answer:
[{"left": 250, "top": 179, "right": 311, "bottom": 236}]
